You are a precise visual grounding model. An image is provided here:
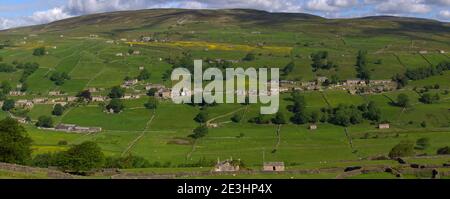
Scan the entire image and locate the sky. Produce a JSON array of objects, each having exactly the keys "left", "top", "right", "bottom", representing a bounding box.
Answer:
[{"left": 0, "top": 0, "right": 449, "bottom": 30}]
